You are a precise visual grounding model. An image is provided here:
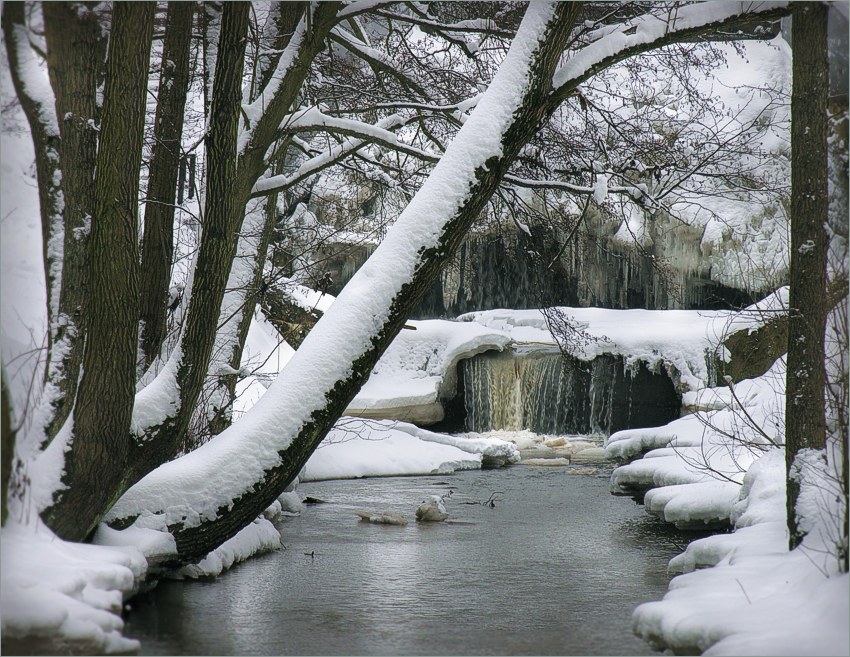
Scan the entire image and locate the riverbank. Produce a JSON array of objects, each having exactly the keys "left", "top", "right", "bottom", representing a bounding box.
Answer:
[{"left": 605, "top": 357, "right": 849, "bottom": 656}]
